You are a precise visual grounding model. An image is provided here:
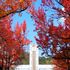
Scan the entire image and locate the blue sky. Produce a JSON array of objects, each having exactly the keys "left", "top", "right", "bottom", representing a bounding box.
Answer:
[
  {"left": 12, "top": 0, "right": 41, "bottom": 44},
  {"left": 11, "top": 0, "right": 63, "bottom": 57},
  {"left": 12, "top": 11, "right": 37, "bottom": 44},
  {"left": 12, "top": 0, "right": 62, "bottom": 44},
  {"left": 11, "top": 0, "right": 43, "bottom": 57}
]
